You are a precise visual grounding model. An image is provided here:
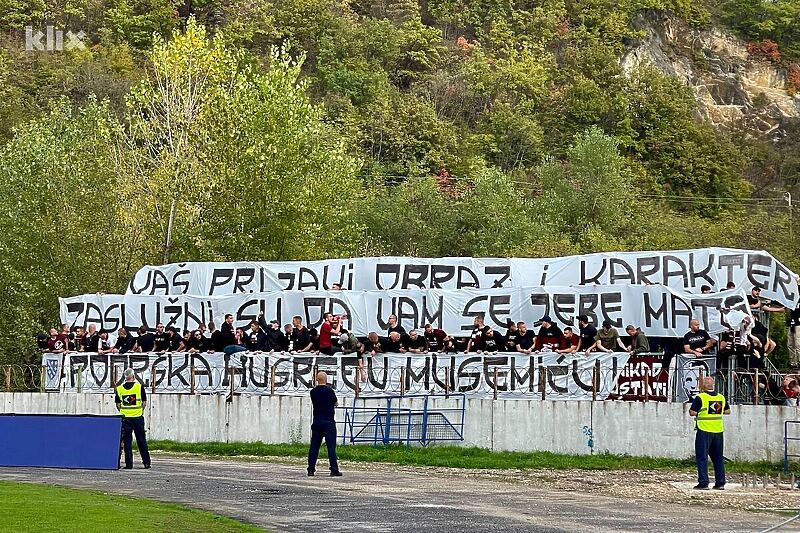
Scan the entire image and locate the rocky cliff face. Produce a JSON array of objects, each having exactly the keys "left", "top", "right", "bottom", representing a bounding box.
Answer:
[{"left": 621, "top": 11, "right": 800, "bottom": 140}]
